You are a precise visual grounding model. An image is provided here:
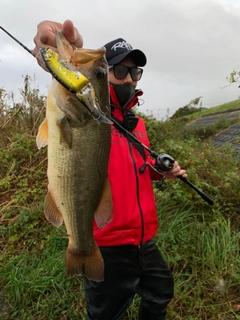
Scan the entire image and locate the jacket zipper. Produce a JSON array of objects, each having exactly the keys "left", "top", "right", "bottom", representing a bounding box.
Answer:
[{"left": 127, "top": 138, "right": 144, "bottom": 245}]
